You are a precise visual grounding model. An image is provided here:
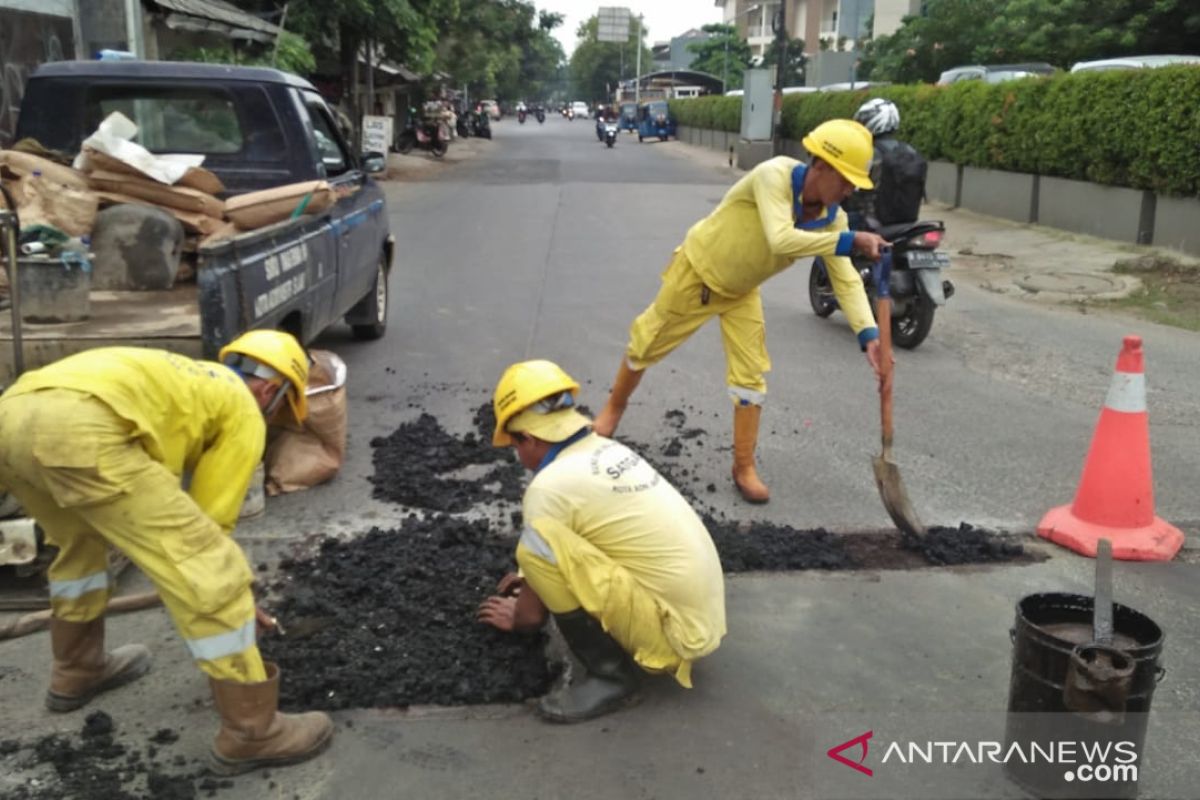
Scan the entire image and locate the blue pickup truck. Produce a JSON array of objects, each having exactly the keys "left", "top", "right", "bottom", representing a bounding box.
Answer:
[{"left": 4, "top": 60, "right": 393, "bottom": 377}]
